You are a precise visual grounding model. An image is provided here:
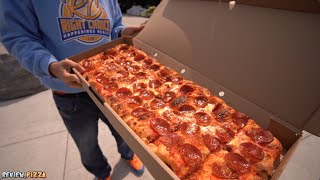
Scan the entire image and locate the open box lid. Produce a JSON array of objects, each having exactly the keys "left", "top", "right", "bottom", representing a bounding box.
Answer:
[
  {"left": 134, "top": 0, "right": 320, "bottom": 136},
  {"left": 214, "top": 0, "right": 320, "bottom": 13}
]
